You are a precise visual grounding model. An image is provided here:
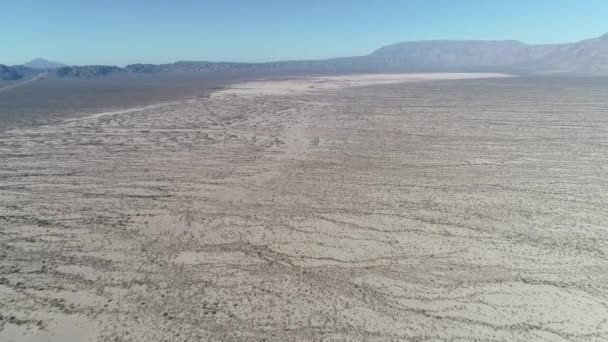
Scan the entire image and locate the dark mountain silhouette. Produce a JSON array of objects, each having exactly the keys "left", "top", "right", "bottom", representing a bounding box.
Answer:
[
  {"left": 54, "top": 65, "right": 126, "bottom": 78},
  {"left": 0, "top": 65, "right": 23, "bottom": 81}
]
